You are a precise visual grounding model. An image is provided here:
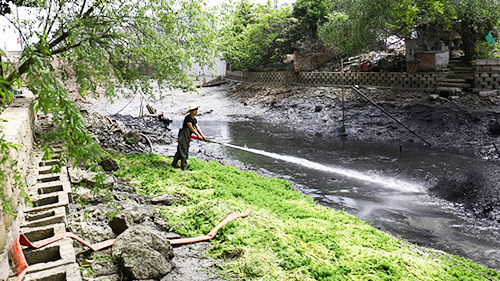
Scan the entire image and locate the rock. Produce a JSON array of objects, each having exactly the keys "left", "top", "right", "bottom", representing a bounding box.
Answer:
[
  {"left": 119, "top": 199, "right": 154, "bottom": 223},
  {"left": 101, "top": 158, "right": 119, "bottom": 171},
  {"left": 73, "top": 187, "right": 101, "bottom": 203},
  {"left": 109, "top": 212, "right": 133, "bottom": 235},
  {"left": 478, "top": 90, "right": 498, "bottom": 97},
  {"left": 66, "top": 221, "right": 115, "bottom": 245},
  {"left": 113, "top": 180, "right": 136, "bottom": 193},
  {"left": 429, "top": 94, "right": 439, "bottom": 101},
  {"left": 113, "top": 190, "right": 150, "bottom": 204},
  {"left": 112, "top": 226, "right": 174, "bottom": 280},
  {"left": 151, "top": 194, "right": 183, "bottom": 205},
  {"left": 68, "top": 167, "right": 115, "bottom": 187},
  {"left": 489, "top": 120, "right": 500, "bottom": 135},
  {"left": 86, "top": 275, "right": 121, "bottom": 281}
]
